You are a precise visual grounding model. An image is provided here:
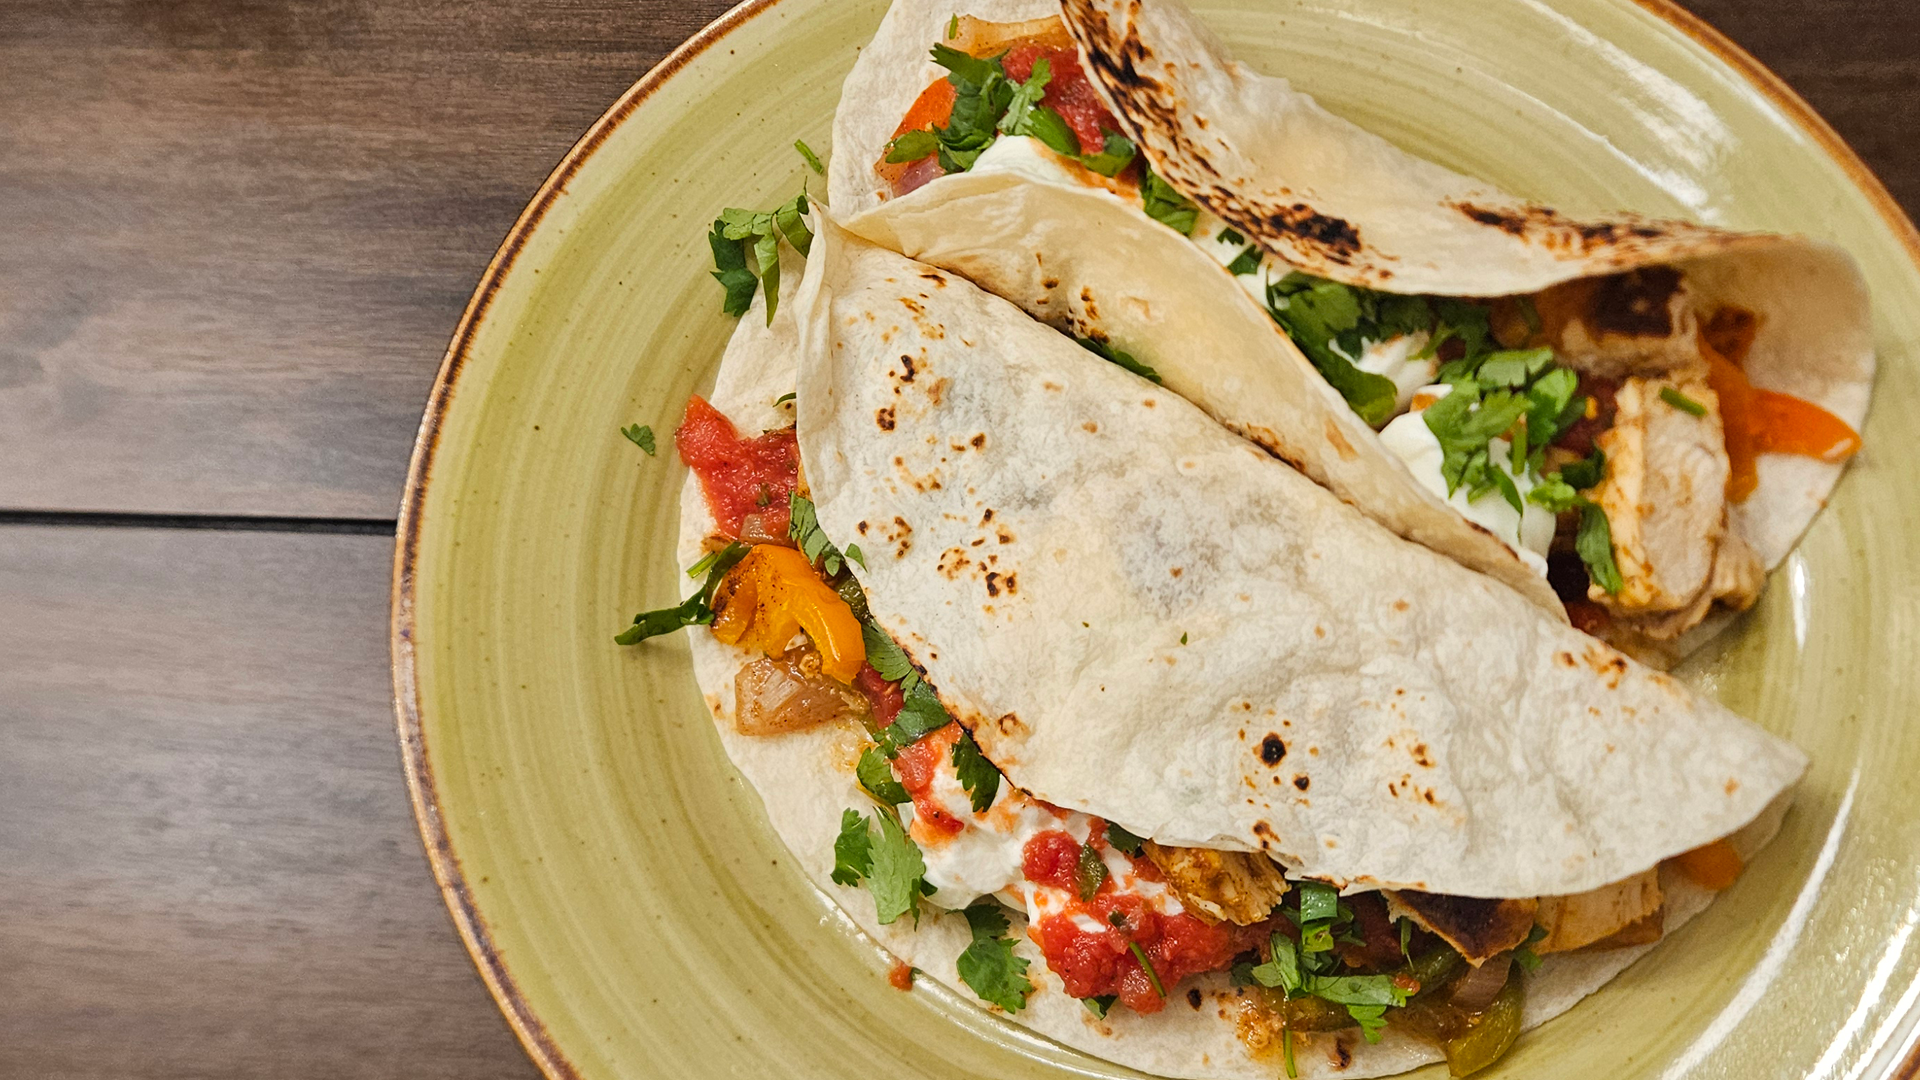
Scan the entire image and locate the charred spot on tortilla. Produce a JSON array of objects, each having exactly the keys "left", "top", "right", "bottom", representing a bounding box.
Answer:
[
  {"left": 1259, "top": 734, "right": 1287, "bottom": 765},
  {"left": 1388, "top": 891, "right": 1539, "bottom": 963},
  {"left": 1187, "top": 988, "right": 1204, "bottom": 1010},
  {"left": 1293, "top": 775, "right": 1310, "bottom": 791},
  {"left": 917, "top": 270, "right": 947, "bottom": 287},
  {"left": 1324, "top": 419, "right": 1358, "bottom": 462},
  {"left": 875, "top": 406, "right": 896, "bottom": 431},
  {"left": 896, "top": 354, "right": 917, "bottom": 383}
]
